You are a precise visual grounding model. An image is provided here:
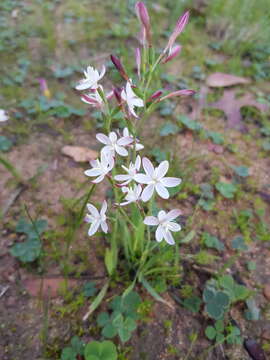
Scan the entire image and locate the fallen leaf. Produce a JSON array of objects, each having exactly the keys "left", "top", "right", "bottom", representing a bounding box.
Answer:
[
  {"left": 61, "top": 146, "right": 98, "bottom": 162},
  {"left": 206, "top": 72, "right": 250, "bottom": 87},
  {"left": 244, "top": 339, "right": 266, "bottom": 360},
  {"left": 209, "top": 90, "right": 269, "bottom": 131},
  {"left": 23, "top": 277, "right": 78, "bottom": 298}
]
